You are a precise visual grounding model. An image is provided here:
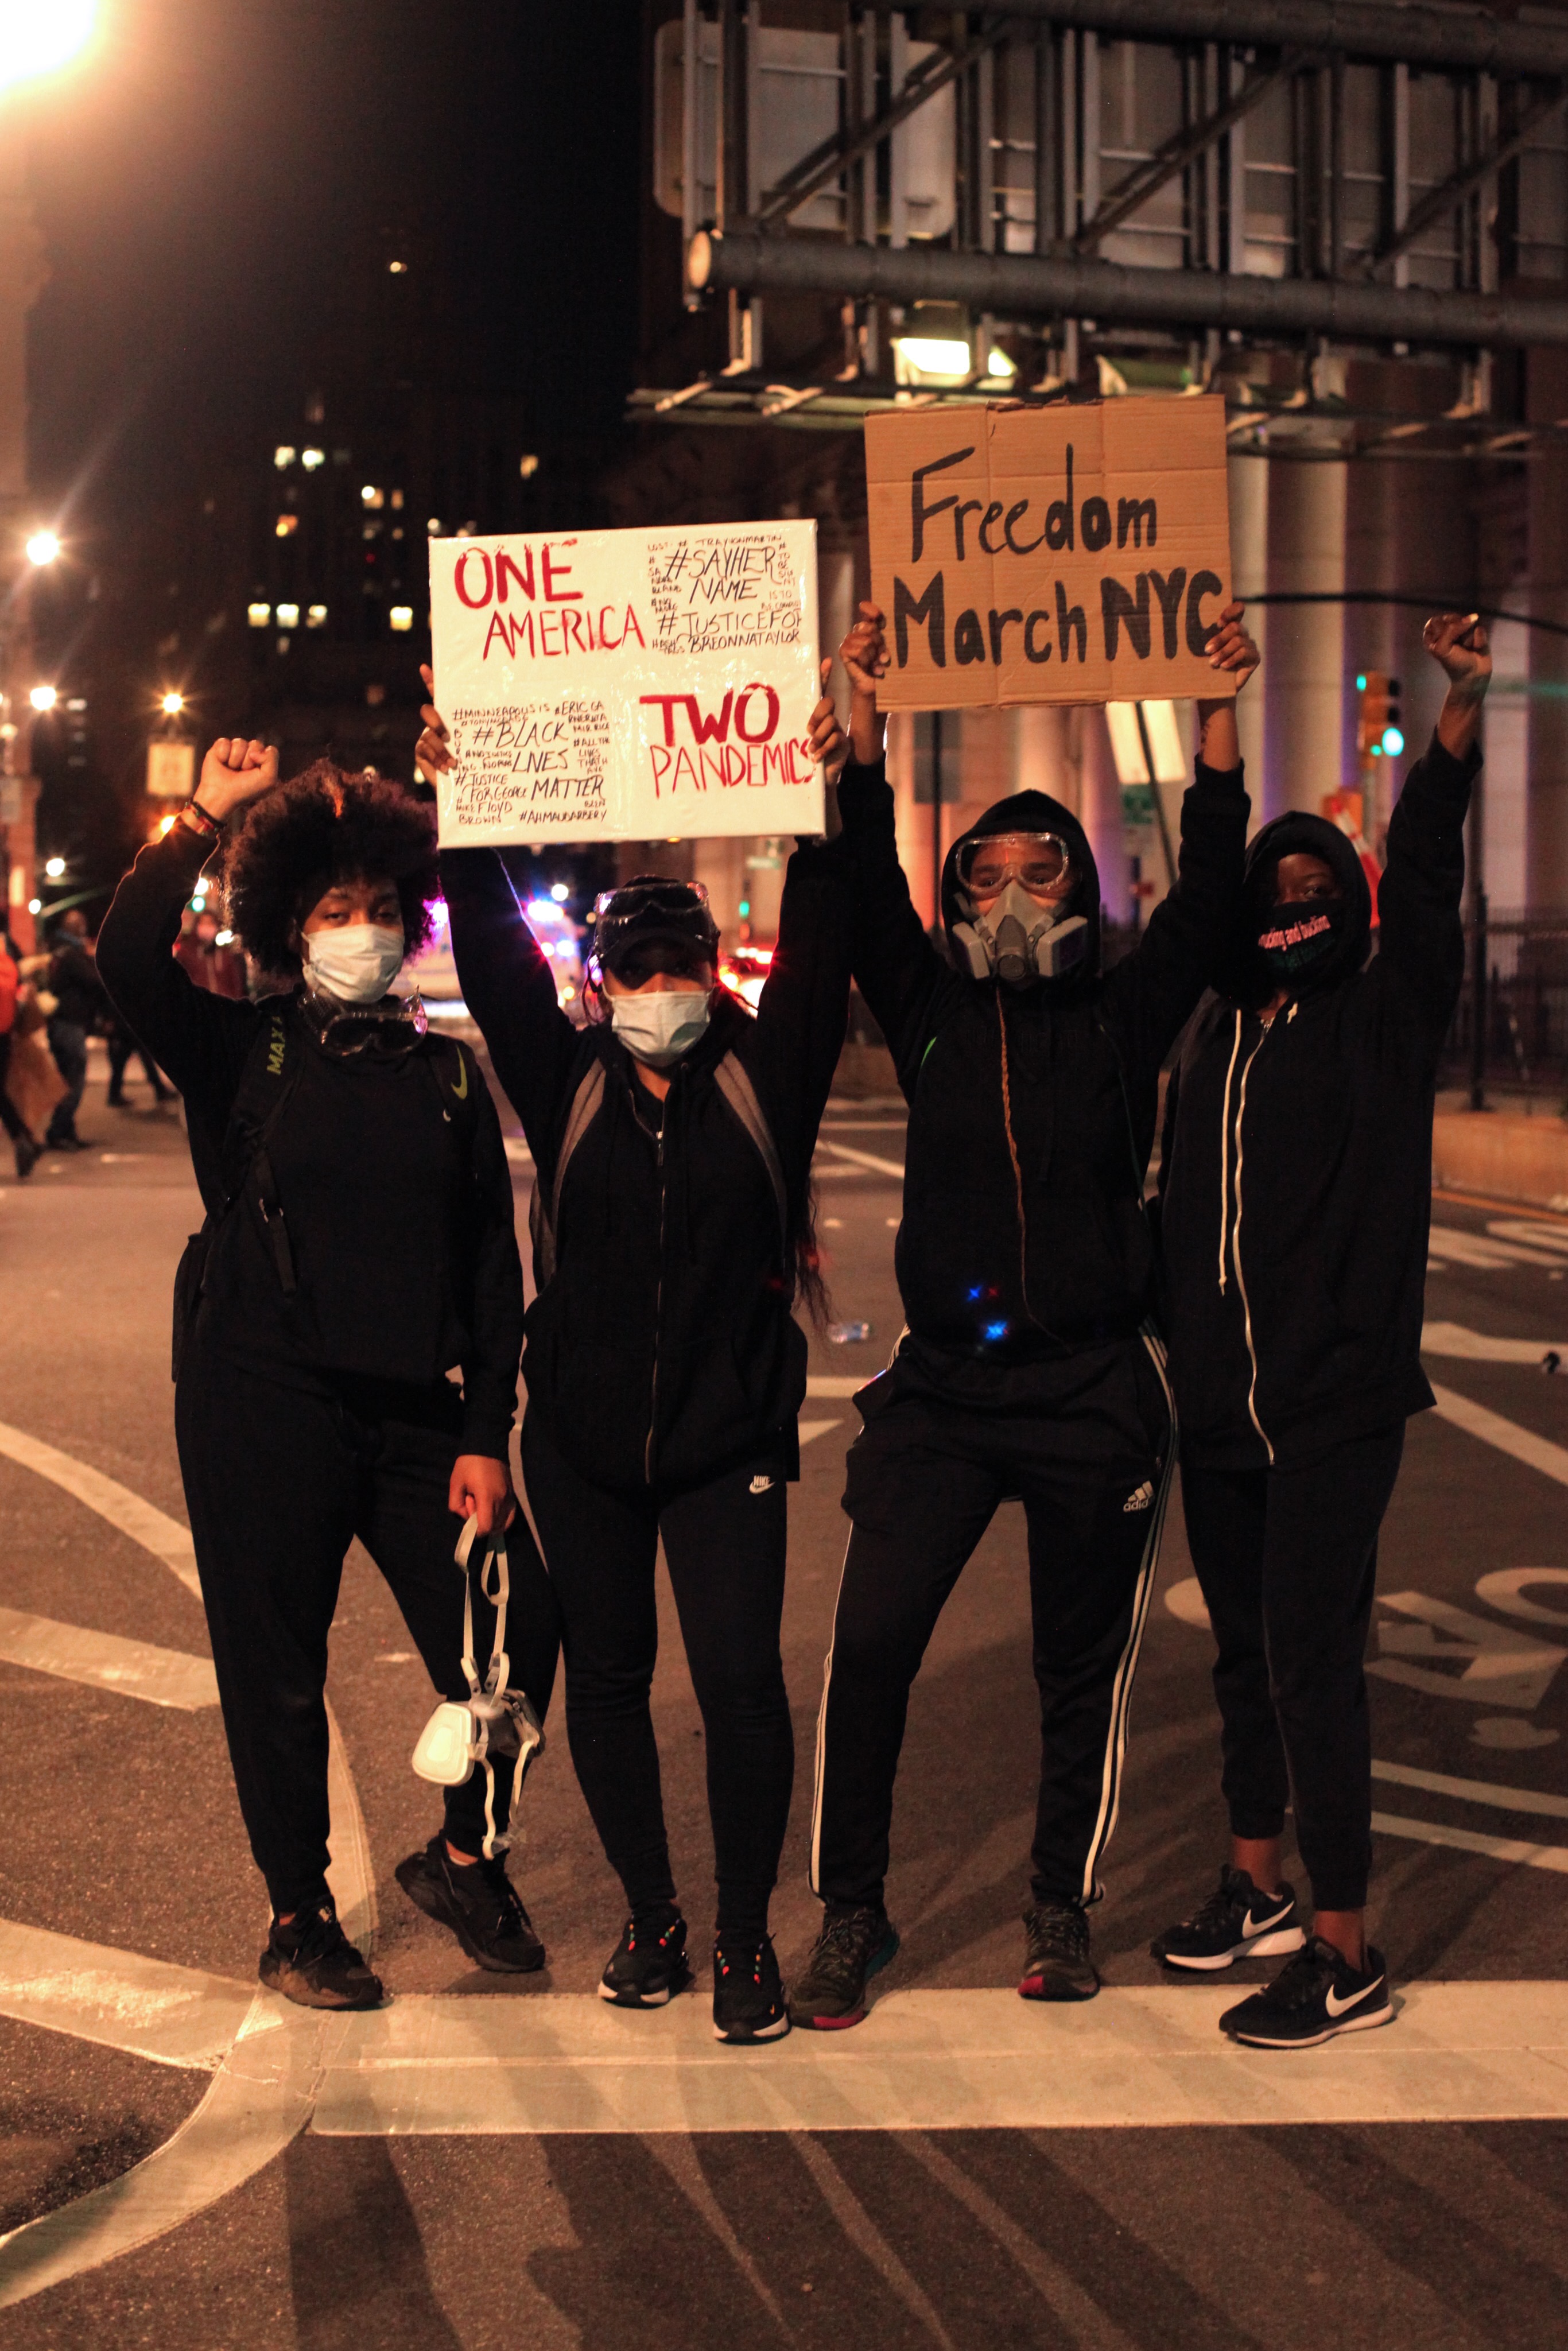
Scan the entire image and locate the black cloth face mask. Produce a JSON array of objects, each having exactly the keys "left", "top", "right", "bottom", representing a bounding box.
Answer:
[{"left": 1255, "top": 897, "right": 1346, "bottom": 980}]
